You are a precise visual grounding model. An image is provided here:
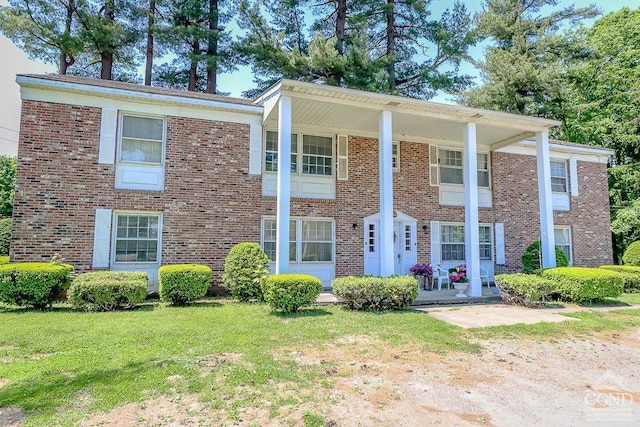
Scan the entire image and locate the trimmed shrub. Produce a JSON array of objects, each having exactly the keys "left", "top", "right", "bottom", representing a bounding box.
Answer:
[
  {"left": 622, "top": 241, "right": 640, "bottom": 266},
  {"left": 68, "top": 271, "right": 148, "bottom": 311},
  {"left": 542, "top": 267, "right": 624, "bottom": 303},
  {"left": 159, "top": 264, "right": 211, "bottom": 305},
  {"left": 222, "top": 242, "right": 270, "bottom": 302},
  {"left": 261, "top": 273, "right": 322, "bottom": 312},
  {"left": 0, "top": 262, "right": 73, "bottom": 309},
  {"left": 599, "top": 265, "right": 640, "bottom": 293},
  {"left": 494, "top": 274, "right": 557, "bottom": 307},
  {"left": 0, "top": 218, "right": 11, "bottom": 256},
  {"left": 0, "top": 256, "right": 9, "bottom": 265},
  {"left": 520, "top": 240, "right": 569, "bottom": 274},
  {"left": 332, "top": 275, "right": 418, "bottom": 310}
]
